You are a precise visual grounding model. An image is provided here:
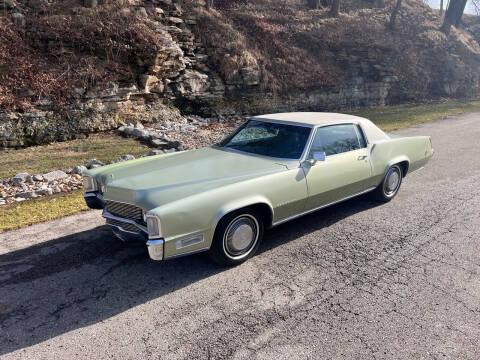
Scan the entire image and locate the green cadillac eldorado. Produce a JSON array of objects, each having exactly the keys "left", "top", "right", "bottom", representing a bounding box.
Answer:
[{"left": 83, "top": 112, "right": 434, "bottom": 265}]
